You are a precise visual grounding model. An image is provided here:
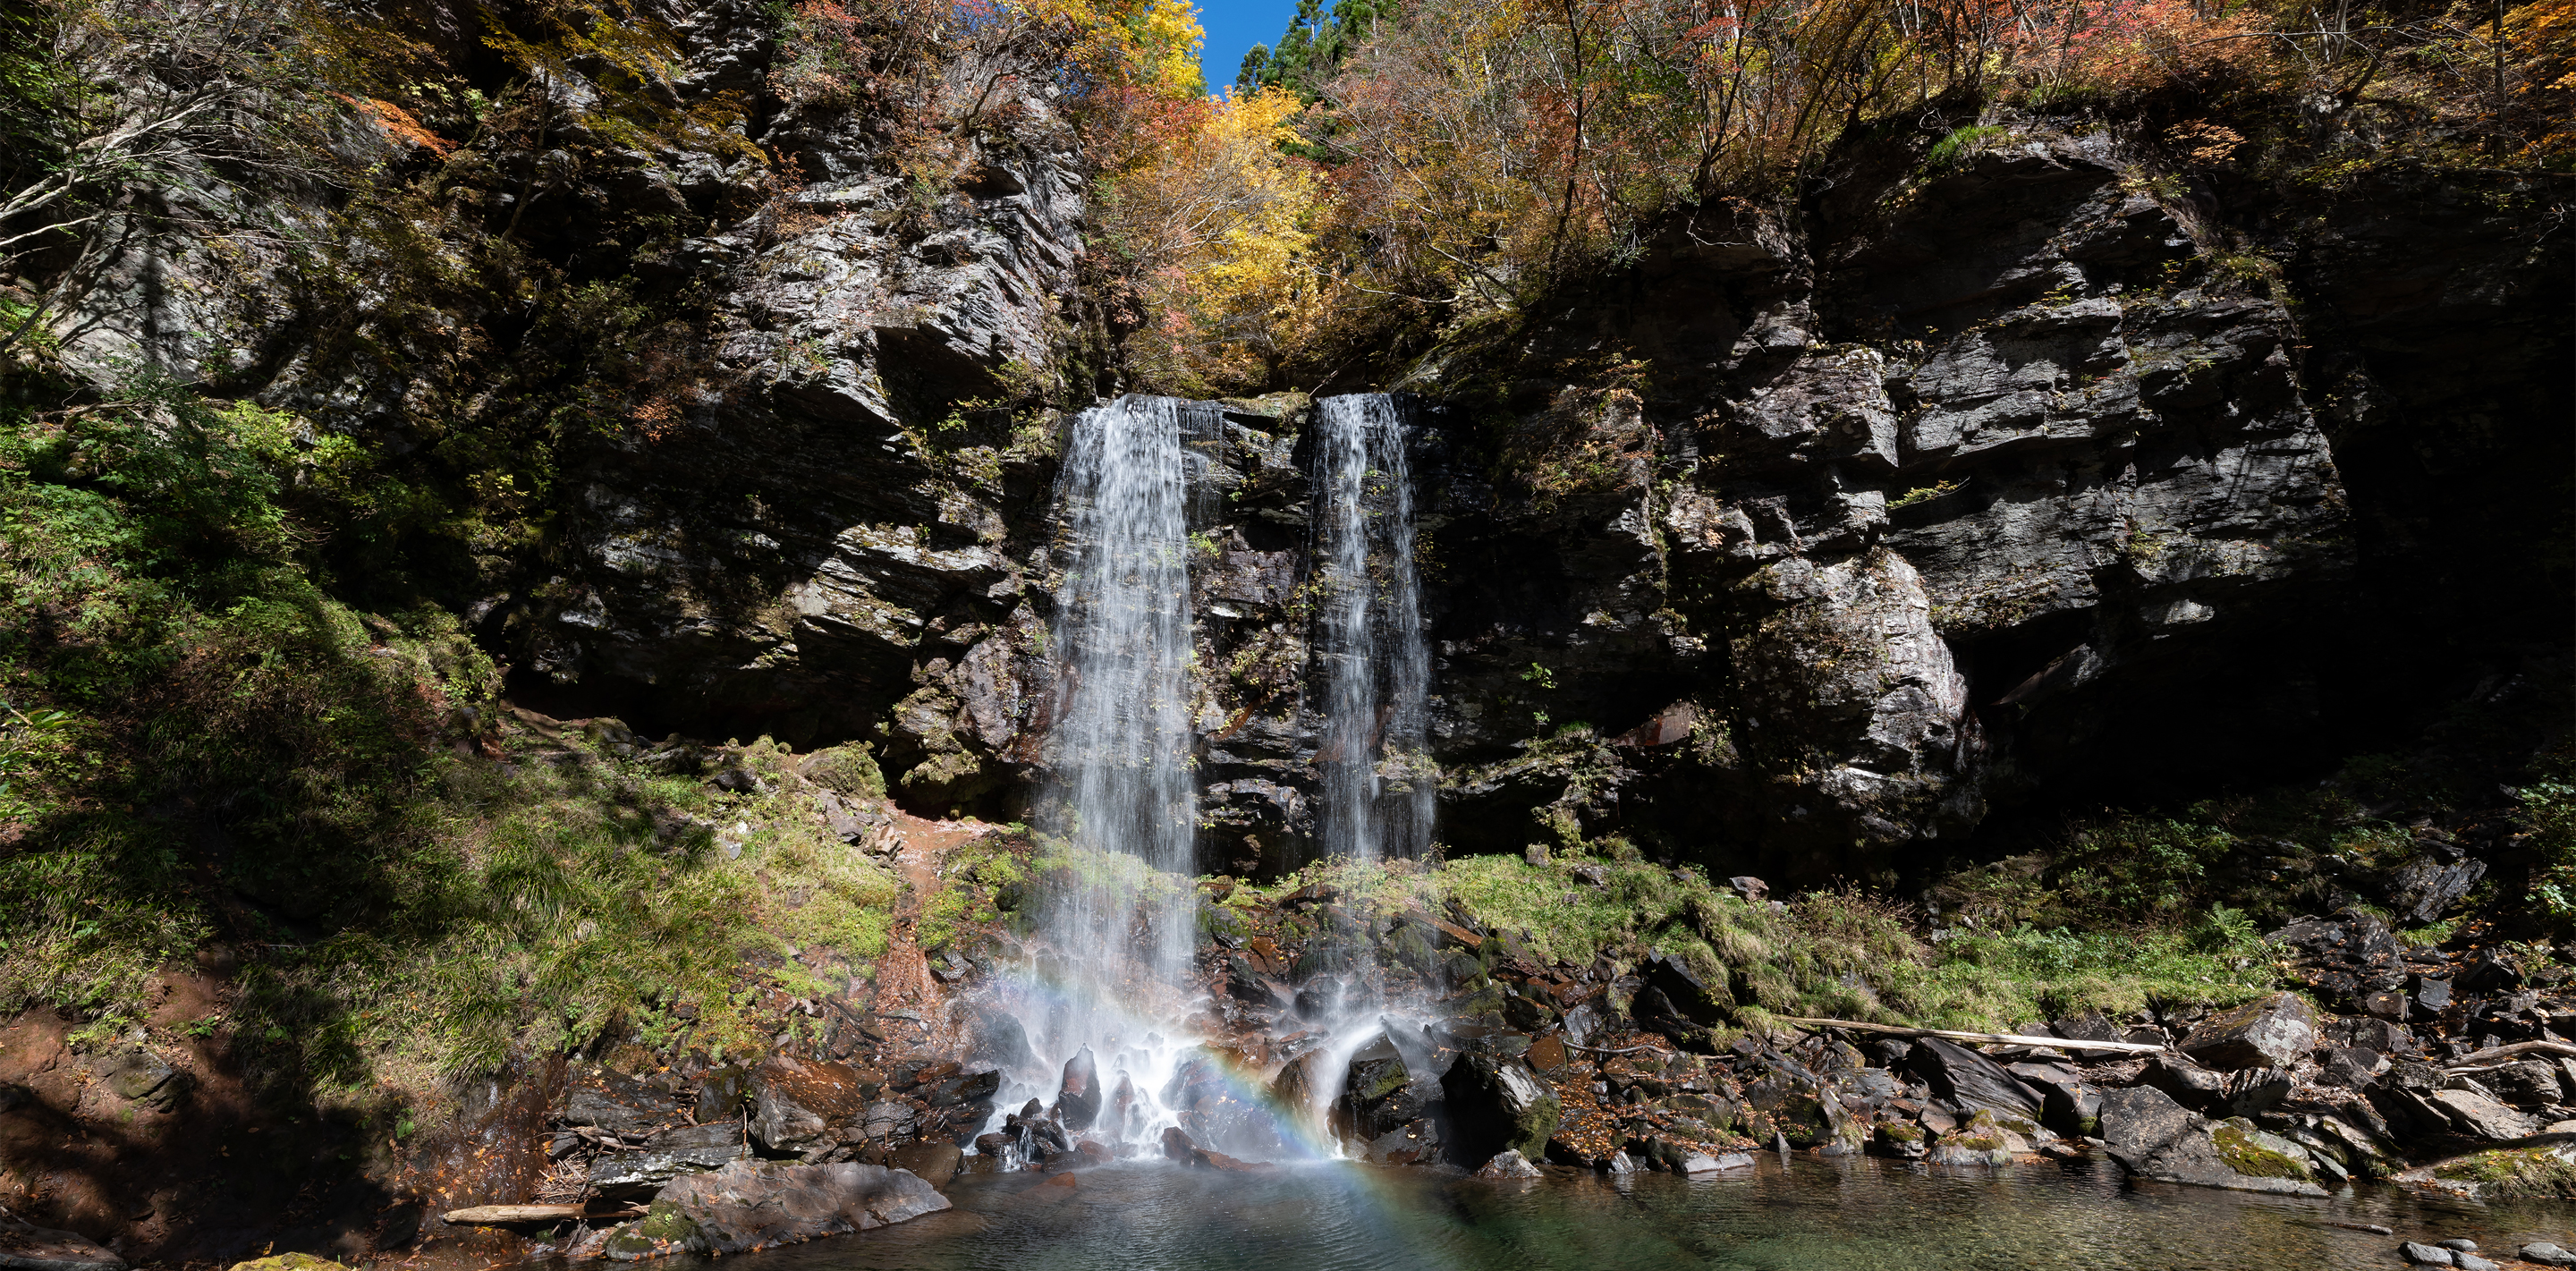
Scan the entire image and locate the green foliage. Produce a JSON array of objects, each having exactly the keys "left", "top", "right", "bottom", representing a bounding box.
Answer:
[
  {"left": 2524, "top": 754, "right": 2576, "bottom": 922},
  {"left": 1924, "top": 124, "right": 2011, "bottom": 169},
  {"left": 804, "top": 742, "right": 887, "bottom": 800}
]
